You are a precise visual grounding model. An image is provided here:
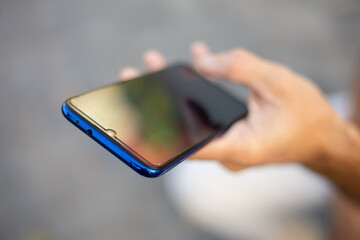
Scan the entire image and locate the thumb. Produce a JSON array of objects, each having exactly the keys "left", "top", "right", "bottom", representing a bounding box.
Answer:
[{"left": 188, "top": 137, "right": 231, "bottom": 161}]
